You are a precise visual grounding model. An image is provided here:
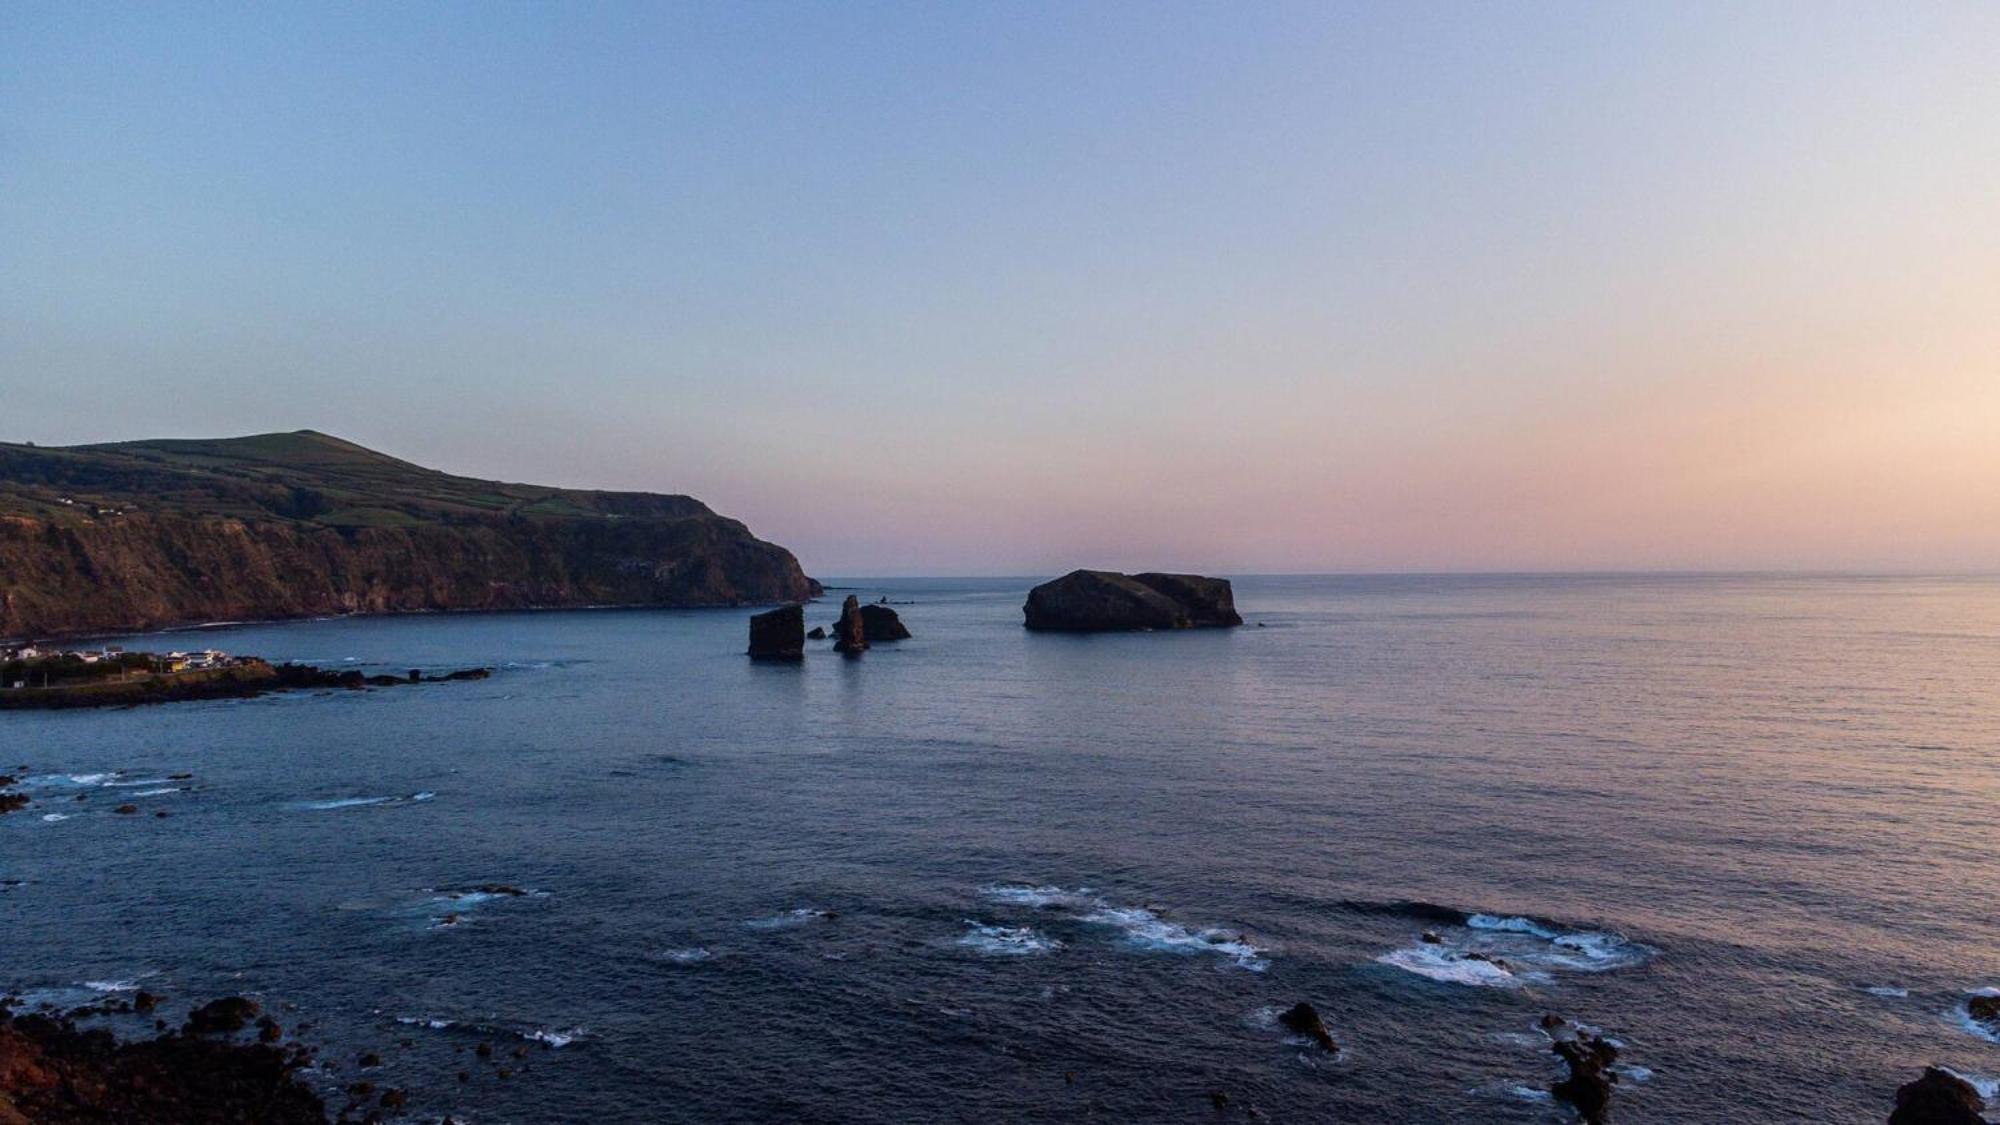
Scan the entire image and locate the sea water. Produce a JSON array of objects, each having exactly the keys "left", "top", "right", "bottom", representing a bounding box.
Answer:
[{"left": 4, "top": 574, "right": 1999, "bottom": 1121}]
